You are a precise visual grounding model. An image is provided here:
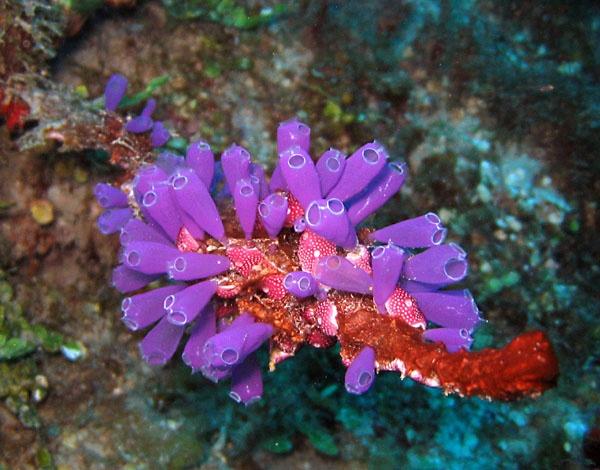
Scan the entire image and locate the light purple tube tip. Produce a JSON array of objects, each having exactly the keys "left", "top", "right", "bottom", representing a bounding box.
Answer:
[
  {"left": 150, "top": 121, "right": 170, "bottom": 147},
  {"left": 94, "top": 183, "right": 128, "bottom": 208},
  {"left": 411, "top": 289, "right": 481, "bottom": 330},
  {"left": 97, "top": 207, "right": 132, "bottom": 235},
  {"left": 122, "top": 241, "right": 180, "bottom": 274},
  {"left": 347, "top": 162, "right": 407, "bottom": 226},
  {"left": 203, "top": 322, "right": 274, "bottom": 369},
  {"left": 170, "top": 168, "right": 226, "bottom": 242},
  {"left": 328, "top": 141, "right": 389, "bottom": 202},
  {"left": 167, "top": 253, "right": 230, "bottom": 281},
  {"left": 121, "top": 284, "right": 184, "bottom": 331},
  {"left": 112, "top": 265, "right": 159, "bottom": 293},
  {"left": 279, "top": 146, "right": 322, "bottom": 209},
  {"left": 221, "top": 144, "right": 251, "bottom": 194},
  {"left": 163, "top": 280, "right": 217, "bottom": 325},
  {"left": 186, "top": 140, "right": 215, "bottom": 189},
  {"left": 423, "top": 327, "right": 473, "bottom": 353},
  {"left": 277, "top": 119, "right": 310, "bottom": 154},
  {"left": 182, "top": 303, "right": 216, "bottom": 370},
  {"left": 230, "top": 354, "right": 263, "bottom": 405},
  {"left": 403, "top": 243, "right": 468, "bottom": 285},
  {"left": 141, "top": 184, "right": 182, "bottom": 241},
  {"left": 104, "top": 74, "right": 128, "bottom": 111},
  {"left": 314, "top": 255, "right": 373, "bottom": 294},
  {"left": 345, "top": 346, "right": 376, "bottom": 395},
  {"left": 258, "top": 193, "right": 288, "bottom": 238},
  {"left": 316, "top": 148, "right": 346, "bottom": 196},
  {"left": 283, "top": 271, "right": 317, "bottom": 298},
  {"left": 371, "top": 243, "right": 406, "bottom": 311},
  {"left": 125, "top": 115, "right": 153, "bottom": 134},
  {"left": 305, "top": 198, "right": 354, "bottom": 247},
  {"left": 139, "top": 316, "right": 185, "bottom": 366},
  {"left": 370, "top": 212, "right": 447, "bottom": 248},
  {"left": 233, "top": 178, "right": 259, "bottom": 239}
]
